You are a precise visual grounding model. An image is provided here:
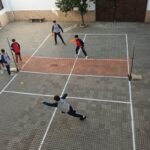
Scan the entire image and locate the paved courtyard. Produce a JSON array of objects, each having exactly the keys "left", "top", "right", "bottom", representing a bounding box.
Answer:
[{"left": 0, "top": 21, "right": 150, "bottom": 150}]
